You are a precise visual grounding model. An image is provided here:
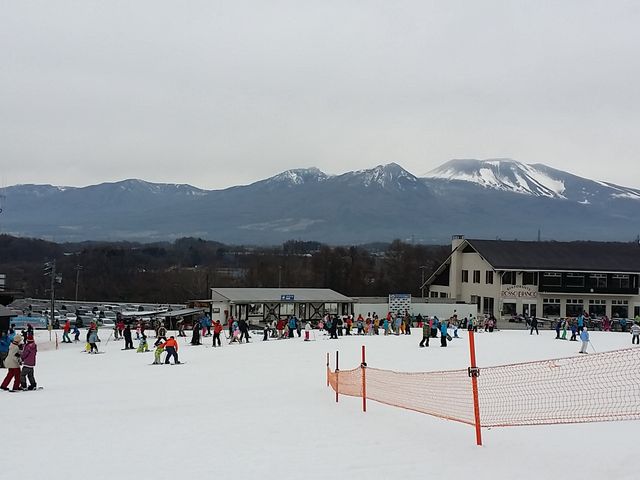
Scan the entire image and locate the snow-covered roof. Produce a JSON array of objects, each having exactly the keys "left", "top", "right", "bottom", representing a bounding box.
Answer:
[{"left": 210, "top": 288, "right": 353, "bottom": 303}]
